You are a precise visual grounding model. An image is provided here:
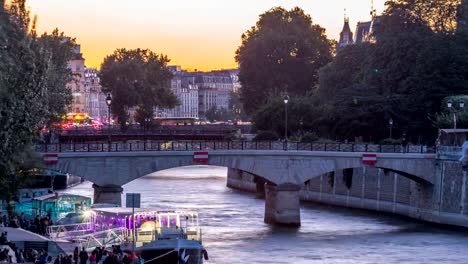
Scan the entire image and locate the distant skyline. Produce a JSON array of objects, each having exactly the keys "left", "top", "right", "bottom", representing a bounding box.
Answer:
[{"left": 27, "top": 0, "right": 385, "bottom": 71}]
